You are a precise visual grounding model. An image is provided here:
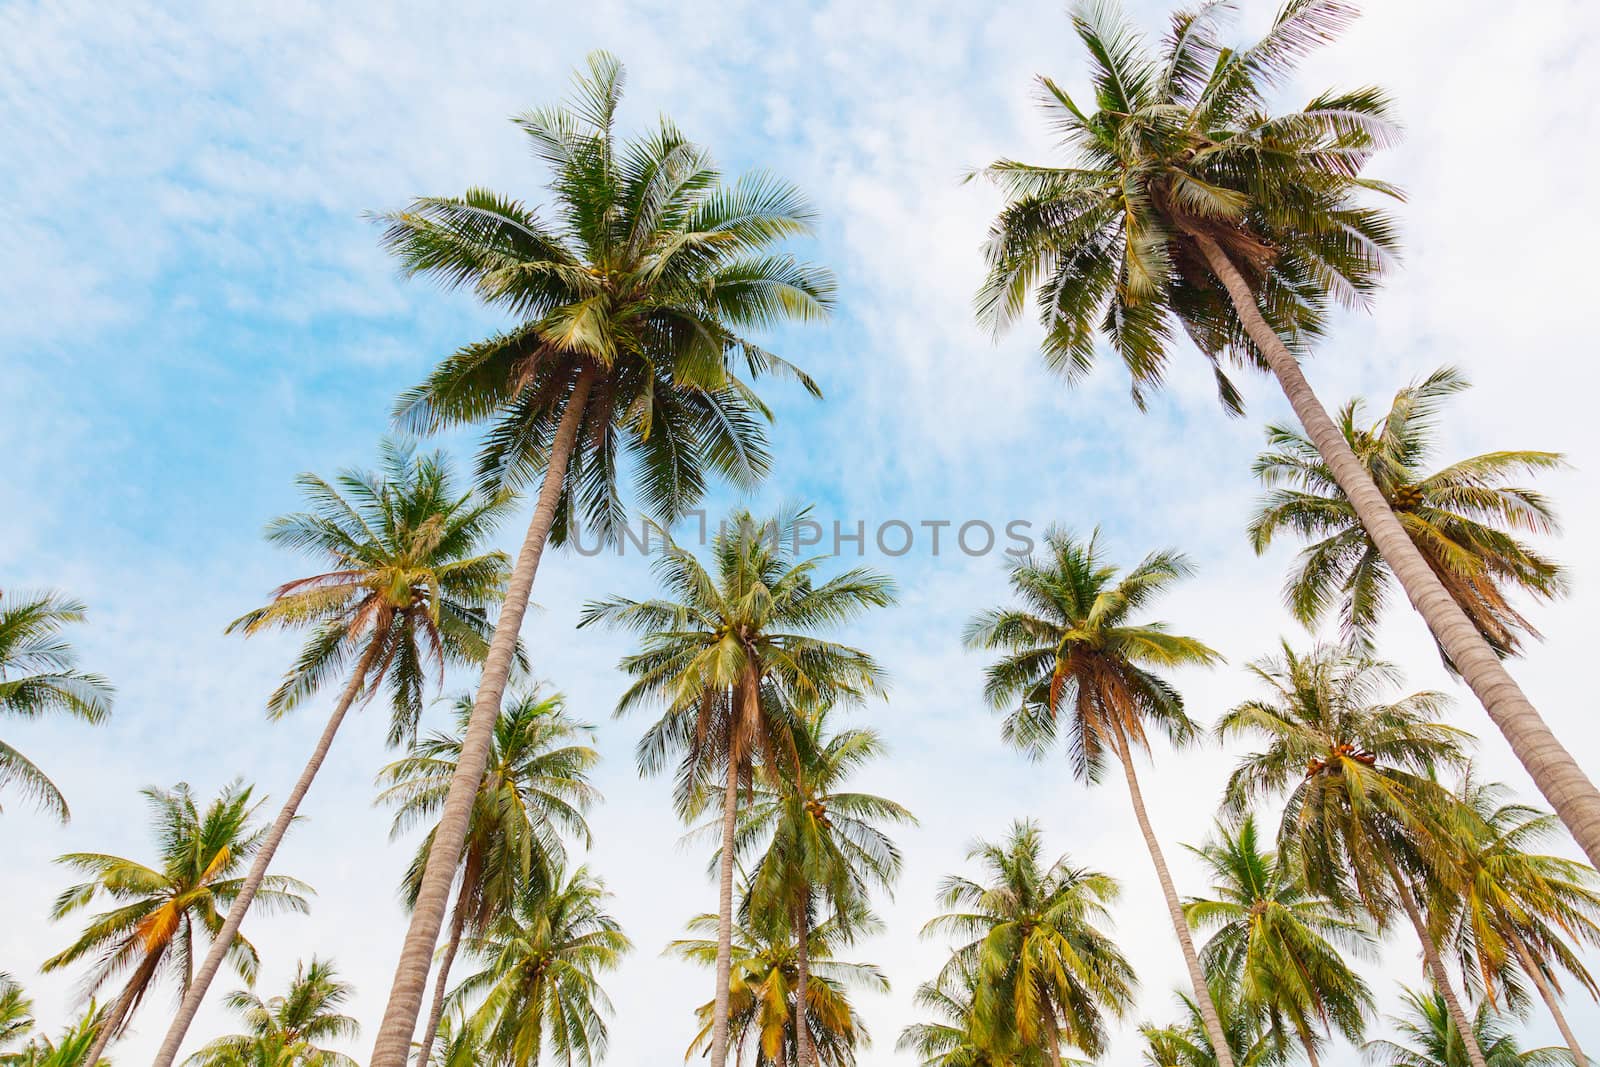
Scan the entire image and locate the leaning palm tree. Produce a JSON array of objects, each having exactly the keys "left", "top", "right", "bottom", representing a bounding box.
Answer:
[
  {"left": 376, "top": 686, "right": 600, "bottom": 1064},
  {"left": 1428, "top": 774, "right": 1600, "bottom": 1066},
  {"left": 671, "top": 904, "right": 889, "bottom": 1067},
  {"left": 966, "top": 530, "right": 1224, "bottom": 1061},
  {"left": 582, "top": 507, "right": 893, "bottom": 1066},
  {"left": 154, "top": 442, "right": 513, "bottom": 1067},
  {"left": 921, "top": 819, "right": 1136, "bottom": 1063},
  {"left": 725, "top": 710, "right": 915, "bottom": 1067},
  {"left": 0, "top": 589, "right": 113, "bottom": 821},
  {"left": 1248, "top": 366, "right": 1567, "bottom": 660},
  {"left": 366, "top": 54, "right": 833, "bottom": 1064},
  {"left": 1184, "top": 816, "right": 1375, "bottom": 1066},
  {"left": 973, "top": 0, "right": 1600, "bottom": 871},
  {"left": 45, "top": 781, "right": 311, "bottom": 1066},
  {"left": 1360, "top": 987, "right": 1569, "bottom": 1067},
  {"left": 448, "top": 864, "right": 630, "bottom": 1067},
  {"left": 1139, "top": 970, "right": 1290, "bottom": 1067},
  {"left": 184, "top": 957, "right": 359, "bottom": 1067},
  {"left": 1218, "top": 643, "right": 1490, "bottom": 1067},
  {"left": 897, "top": 962, "right": 1067, "bottom": 1067}
]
